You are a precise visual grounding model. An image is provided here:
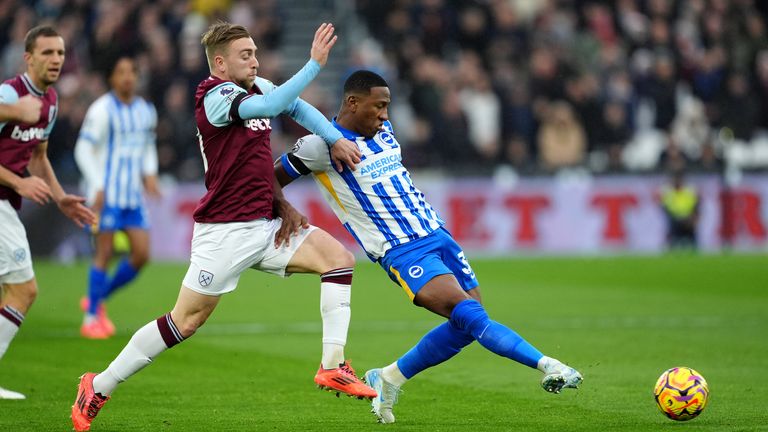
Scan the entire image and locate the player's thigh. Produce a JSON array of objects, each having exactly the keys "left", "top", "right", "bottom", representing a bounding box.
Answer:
[
  {"left": 436, "top": 229, "right": 479, "bottom": 290},
  {"left": 414, "top": 274, "right": 472, "bottom": 318},
  {"left": 123, "top": 228, "right": 150, "bottom": 265},
  {"left": 285, "top": 228, "right": 355, "bottom": 275},
  {"left": 93, "top": 231, "right": 115, "bottom": 265},
  {"left": 182, "top": 221, "right": 271, "bottom": 295}
]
